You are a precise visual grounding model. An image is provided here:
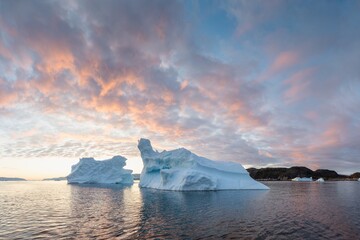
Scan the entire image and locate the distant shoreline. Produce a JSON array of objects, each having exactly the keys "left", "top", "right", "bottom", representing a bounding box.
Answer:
[
  {"left": 2, "top": 166, "right": 359, "bottom": 182},
  {"left": 247, "top": 166, "right": 360, "bottom": 181},
  {"left": 0, "top": 177, "right": 27, "bottom": 181},
  {"left": 258, "top": 179, "right": 359, "bottom": 181}
]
